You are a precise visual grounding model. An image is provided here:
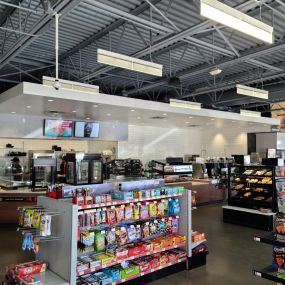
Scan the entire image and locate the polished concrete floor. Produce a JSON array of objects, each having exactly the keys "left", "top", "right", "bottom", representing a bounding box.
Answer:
[{"left": 0, "top": 204, "right": 272, "bottom": 284}]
